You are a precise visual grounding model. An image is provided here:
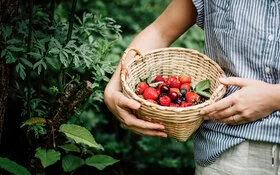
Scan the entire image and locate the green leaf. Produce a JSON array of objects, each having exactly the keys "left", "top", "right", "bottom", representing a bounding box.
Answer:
[
  {"left": 85, "top": 154, "right": 119, "bottom": 170},
  {"left": 194, "top": 79, "right": 211, "bottom": 98},
  {"left": 62, "top": 155, "right": 84, "bottom": 172},
  {"left": 7, "top": 45, "right": 25, "bottom": 52},
  {"left": 21, "top": 58, "right": 33, "bottom": 68},
  {"left": 35, "top": 148, "right": 61, "bottom": 168},
  {"left": 20, "top": 117, "right": 47, "bottom": 128},
  {"left": 1, "top": 49, "right": 7, "bottom": 58},
  {"left": 28, "top": 52, "right": 42, "bottom": 58},
  {"left": 7, "top": 38, "right": 22, "bottom": 45},
  {"left": 59, "top": 124, "right": 103, "bottom": 150},
  {"left": 0, "top": 157, "right": 31, "bottom": 175},
  {"left": 59, "top": 144, "right": 81, "bottom": 153},
  {"left": 195, "top": 79, "right": 210, "bottom": 92},
  {"left": 196, "top": 91, "right": 211, "bottom": 98}
]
